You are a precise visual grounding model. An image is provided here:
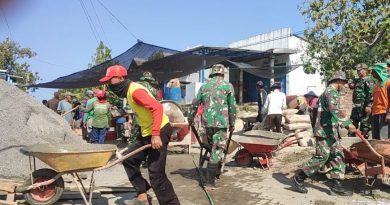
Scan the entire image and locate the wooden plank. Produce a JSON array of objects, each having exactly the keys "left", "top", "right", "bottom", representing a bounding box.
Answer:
[
  {"left": 60, "top": 191, "right": 100, "bottom": 200},
  {"left": 6, "top": 193, "right": 14, "bottom": 203},
  {"left": 0, "top": 183, "right": 16, "bottom": 193},
  {"left": 0, "top": 199, "right": 17, "bottom": 205},
  {"left": 96, "top": 186, "right": 136, "bottom": 194}
]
